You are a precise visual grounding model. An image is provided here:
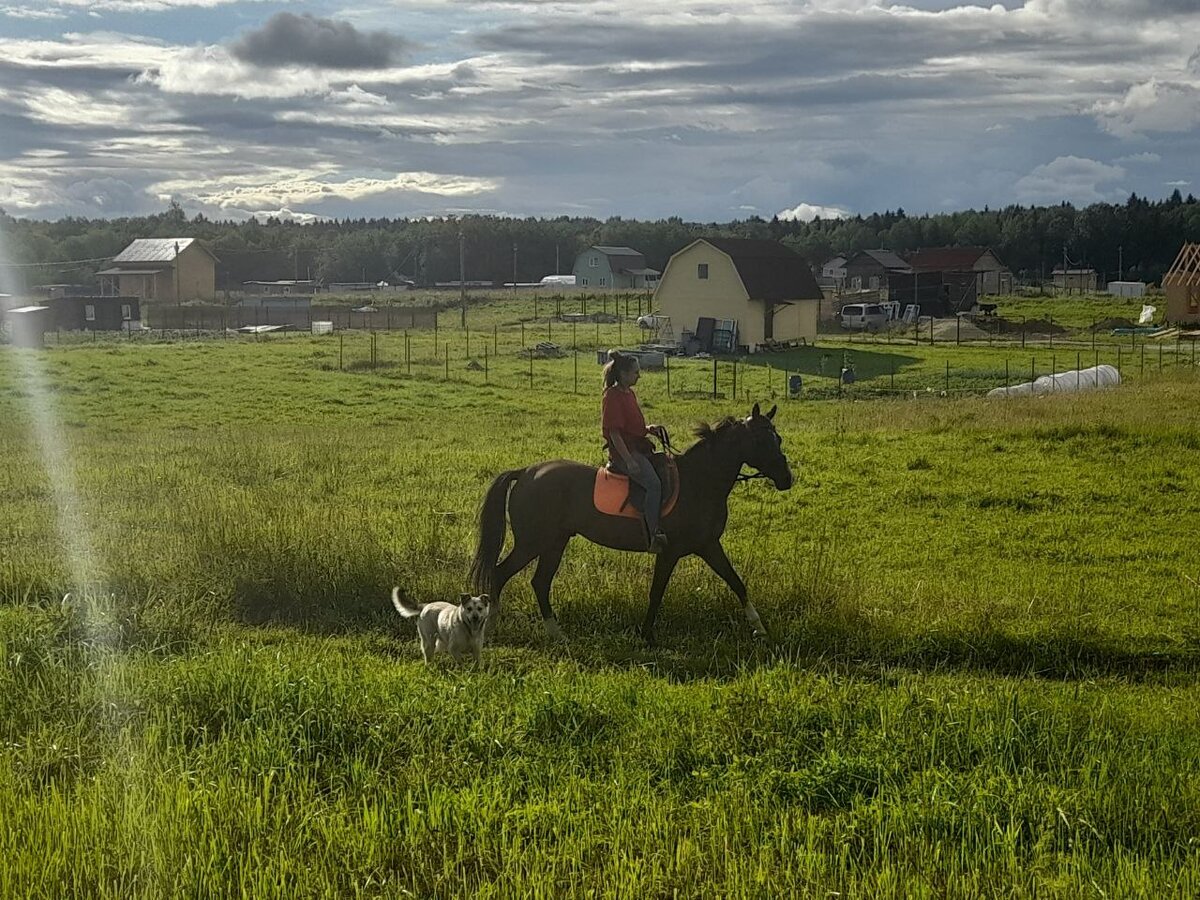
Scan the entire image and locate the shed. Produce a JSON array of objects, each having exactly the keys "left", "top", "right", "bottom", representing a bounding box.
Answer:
[
  {"left": 653, "top": 238, "right": 822, "bottom": 350},
  {"left": 906, "top": 246, "right": 1012, "bottom": 296},
  {"left": 1163, "top": 244, "right": 1200, "bottom": 325},
  {"left": 5, "top": 305, "right": 50, "bottom": 348}
]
